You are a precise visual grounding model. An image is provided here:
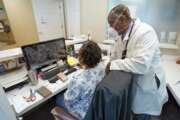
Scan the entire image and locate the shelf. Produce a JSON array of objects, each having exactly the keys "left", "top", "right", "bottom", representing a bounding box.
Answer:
[
  {"left": 0, "top": 48, "right": 23, "bottom": 62},
  {"left": 65, "top": 38, "right": 88, "bottom": 46},
  {"left": 0, "top": 18, "right": 7, "bottom": 20},
  {"left": 159, "top": 43, "right": 179, "bottom": 50},
  {"left": 0, "top": 66, "right": 28, "bottom": 89},
  {"left": 0, "top": 39, "right": 88, "bottom": 62},
  {"left": 102, "top": 39, "right": 115, "bottom": 45}
]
